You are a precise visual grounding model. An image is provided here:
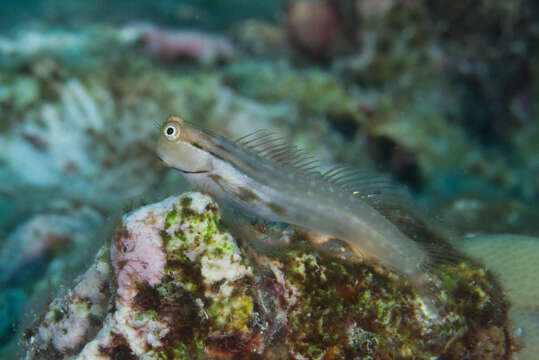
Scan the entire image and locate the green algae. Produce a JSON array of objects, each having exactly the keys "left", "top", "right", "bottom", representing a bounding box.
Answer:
[
  {"left": 168, "top": 338, "right": 205, "bottom": 360},
  {"left": 207, "top": 292, "right": 254, "bottom": 333},
  {"left": 131, "top": 194, "right": 257, "bottom": 358},
  {"left": 274, "top": 234, "right": 515, "bottom": 359},
  {"left": 164, "top": 208, "right": 179, "bottom": 229},
  {"left": 51, "top": 307, "right": 66, "bottom": 323},
  {"left": 283, "top": 251, "right": 420, "bottom": 358},
  {"left": 180, "top": 196, "right": 193, "bottom": 208},
  {"left": 134, "top": 310, "right": 157, "bottom": 323}
]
